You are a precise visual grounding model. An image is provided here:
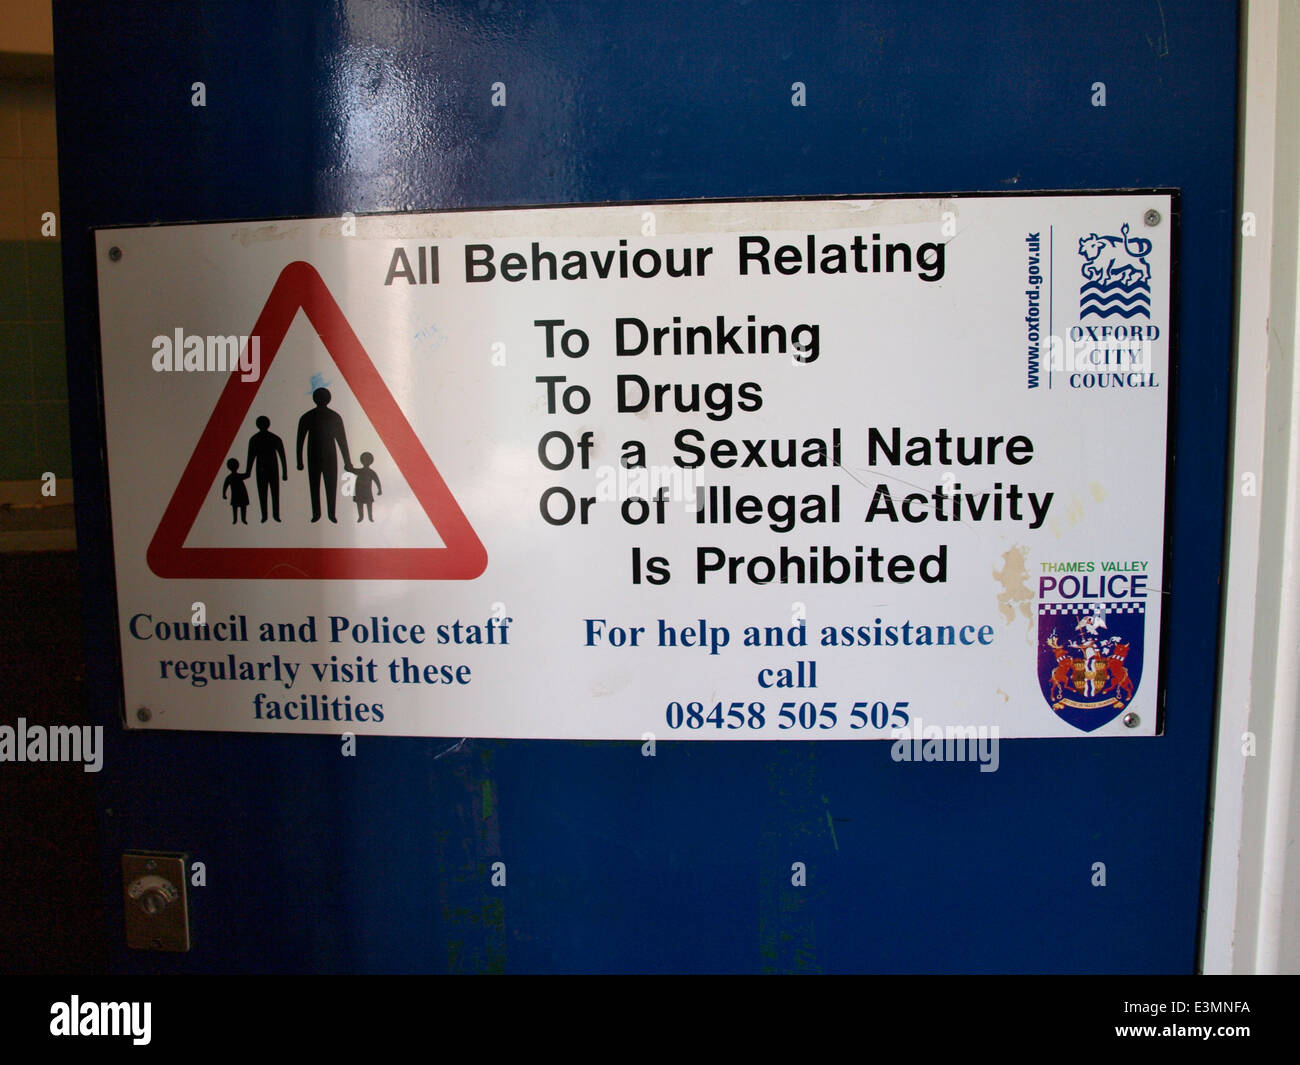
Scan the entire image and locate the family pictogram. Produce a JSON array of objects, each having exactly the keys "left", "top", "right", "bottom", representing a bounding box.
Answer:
[{"left": 220, "top": 390, "right": 381, "bottom": 525}]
